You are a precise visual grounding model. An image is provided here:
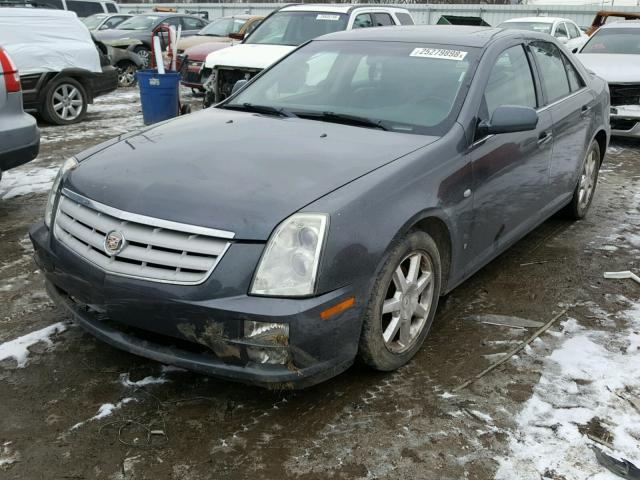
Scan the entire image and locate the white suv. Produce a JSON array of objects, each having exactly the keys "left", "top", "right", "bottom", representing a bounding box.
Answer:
[{"left": 202, "top": 4, "right": 414, "bottom": 105}]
